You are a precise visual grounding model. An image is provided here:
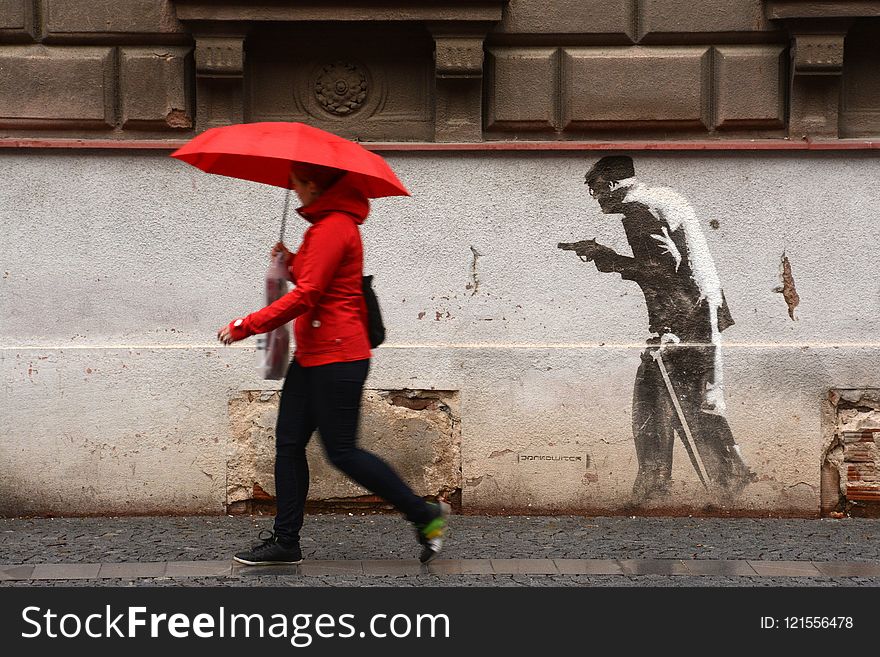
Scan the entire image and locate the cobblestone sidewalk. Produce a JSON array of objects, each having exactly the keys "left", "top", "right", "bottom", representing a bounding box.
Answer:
[{"left": 2, "top": 514, "right": 879, "bottom": 587}]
